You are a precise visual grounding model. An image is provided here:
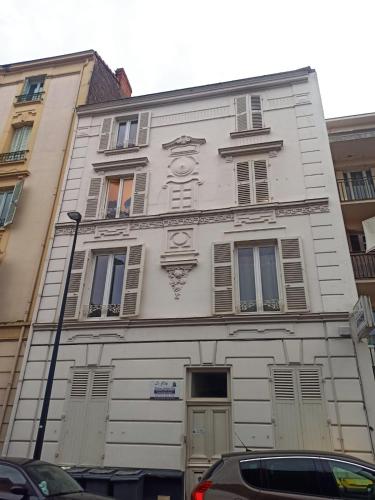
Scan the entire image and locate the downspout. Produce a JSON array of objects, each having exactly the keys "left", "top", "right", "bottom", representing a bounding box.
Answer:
[{"left": 2, "top": 57, "right": 91, "bottom": 453}]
